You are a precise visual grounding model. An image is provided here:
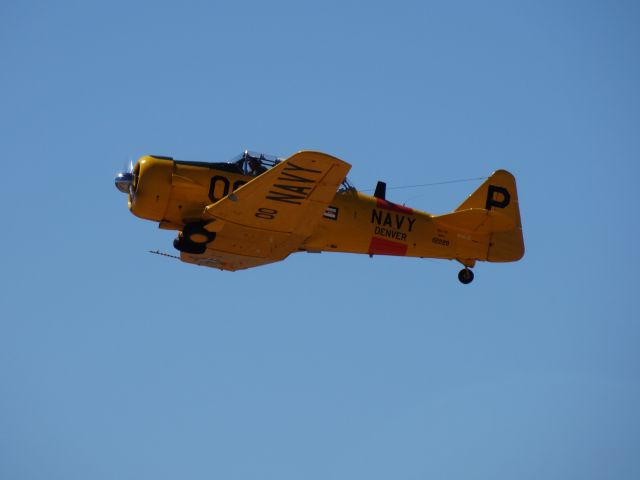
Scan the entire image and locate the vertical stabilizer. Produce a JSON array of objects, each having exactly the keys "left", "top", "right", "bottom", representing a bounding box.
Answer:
[{"left": 456, "top": 170, "right": 524, "bottom": 262}]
